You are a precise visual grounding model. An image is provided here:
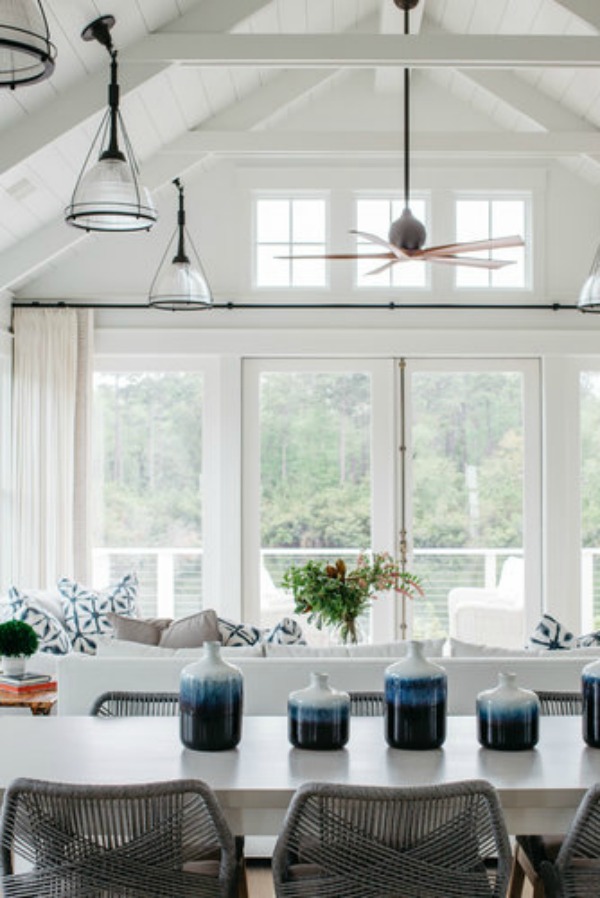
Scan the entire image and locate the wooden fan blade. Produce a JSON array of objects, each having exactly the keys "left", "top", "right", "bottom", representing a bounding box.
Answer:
[
  {"left": 349, "top": 229, "right": 408, "bottom": 259},
  {"left": 366, "top": 260, "right": 401, "bottom": 276},
  {"left": 430, "top": 255, "right": 514, "bottom": 269},
  {"left": 275, "top": 253, "right": 395, "bottom": 261},
  {"left": 420, "top": 234, "right": 524, "bottom": 257}
]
